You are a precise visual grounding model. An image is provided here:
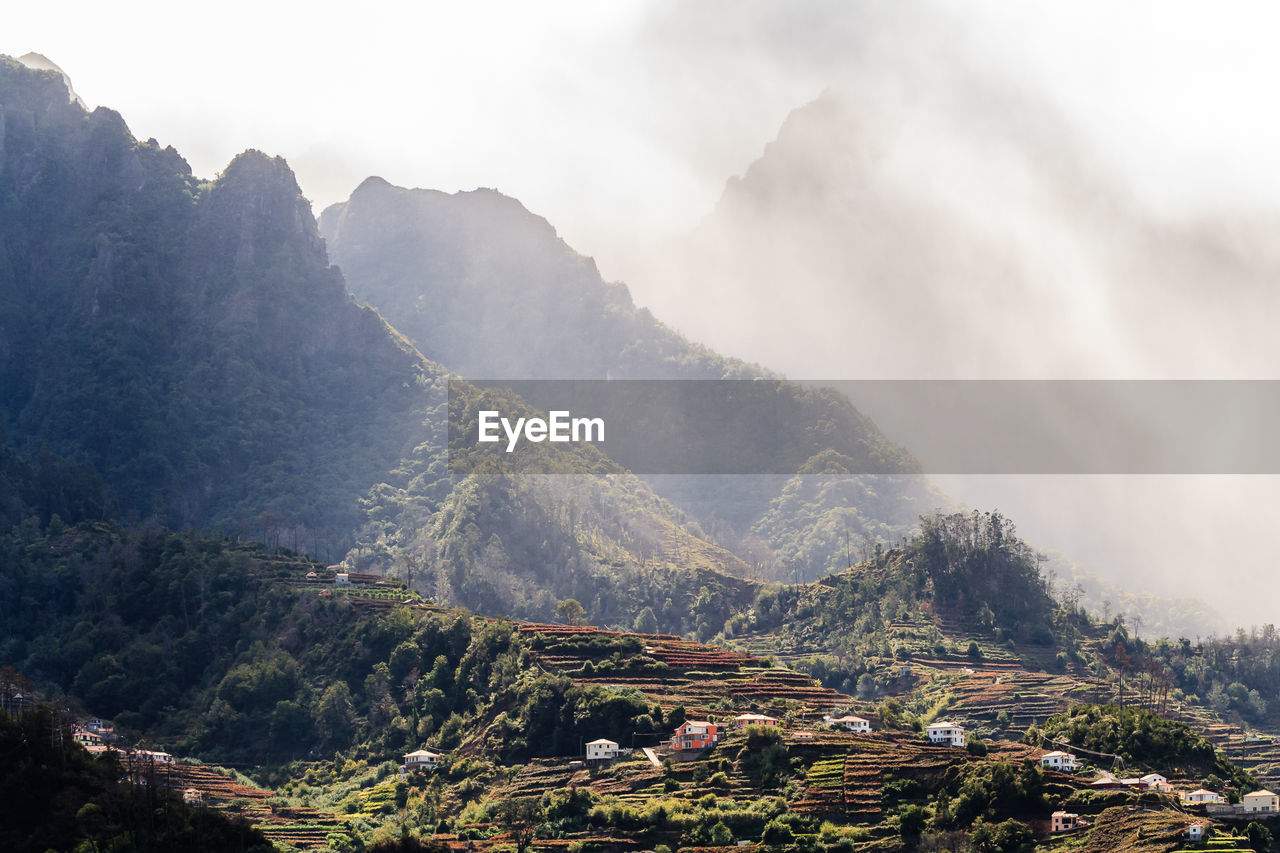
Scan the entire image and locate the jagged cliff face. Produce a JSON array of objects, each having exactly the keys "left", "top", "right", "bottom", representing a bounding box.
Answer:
[{"left": 0, "top": 57, "right": 439, "bottom": 540}]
